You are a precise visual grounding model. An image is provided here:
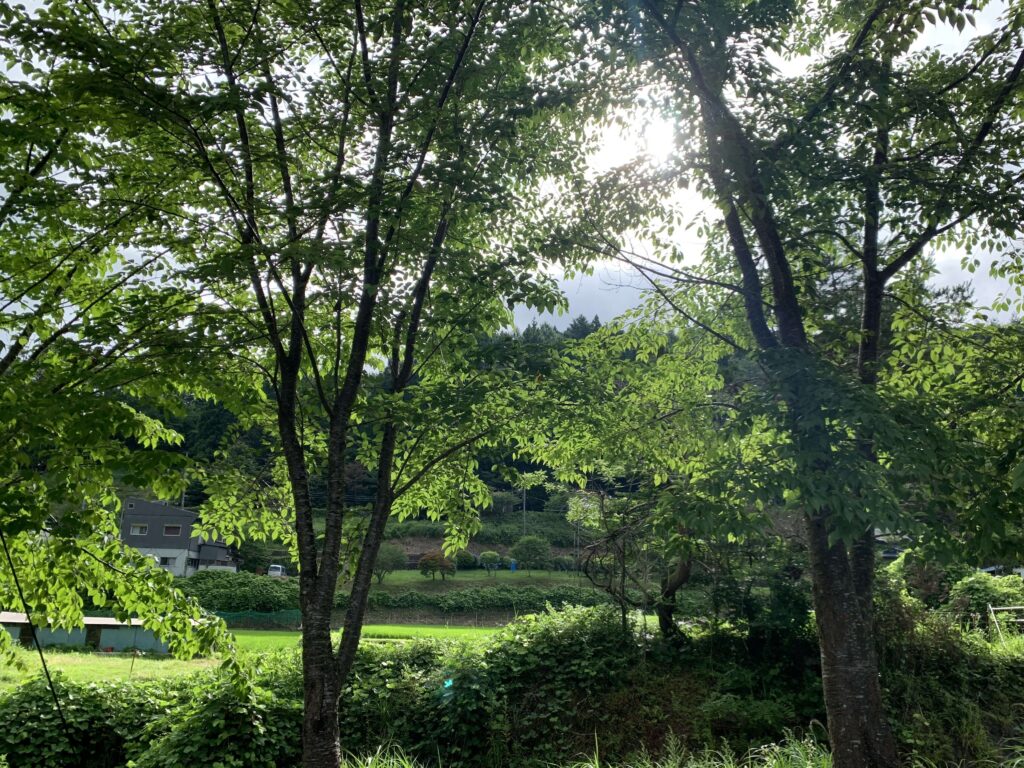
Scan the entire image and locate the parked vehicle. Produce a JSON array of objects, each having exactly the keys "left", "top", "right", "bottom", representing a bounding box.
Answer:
[{"left": 267, "top": 564, "right": 286, "bottom": 578}]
